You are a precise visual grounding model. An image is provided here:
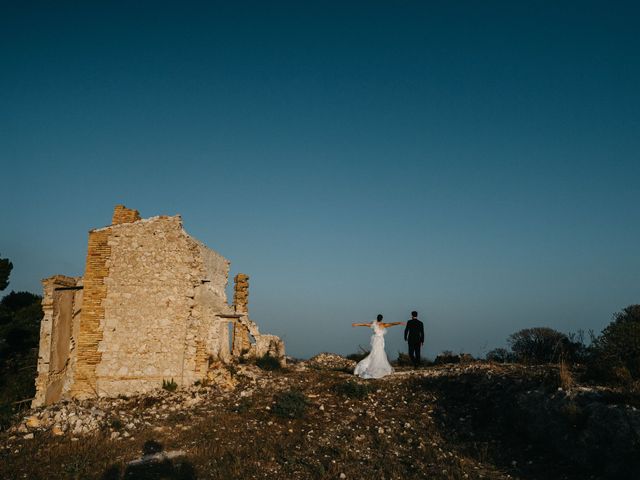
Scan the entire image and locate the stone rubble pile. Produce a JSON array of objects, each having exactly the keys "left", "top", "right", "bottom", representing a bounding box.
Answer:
[
  {"left": 8, "top": 363, "right": 272, "bottom": 442},
  {"left": 307, "top": 353, "right": 357, "bottom": 372}
]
